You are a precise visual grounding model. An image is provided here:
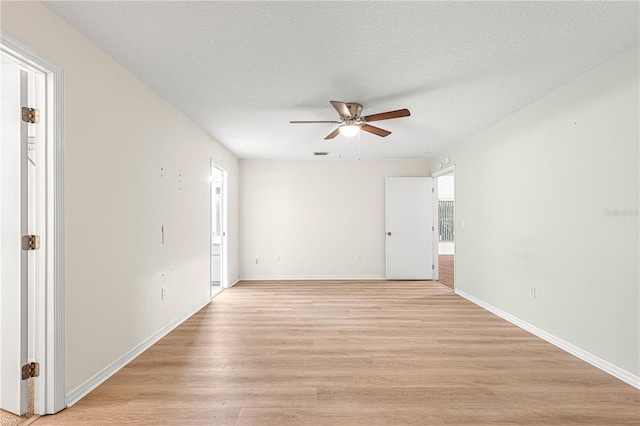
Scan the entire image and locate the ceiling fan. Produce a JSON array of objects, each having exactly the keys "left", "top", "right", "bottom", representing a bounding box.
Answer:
[{"left": 290, "top": 101, "right": 410, "bottom": 140}]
